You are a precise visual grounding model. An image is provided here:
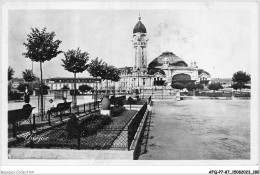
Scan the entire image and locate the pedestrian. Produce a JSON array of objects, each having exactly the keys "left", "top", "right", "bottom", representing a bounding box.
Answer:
[{"left": 47, "top": 99, "right": 56, "bottom": 115}]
